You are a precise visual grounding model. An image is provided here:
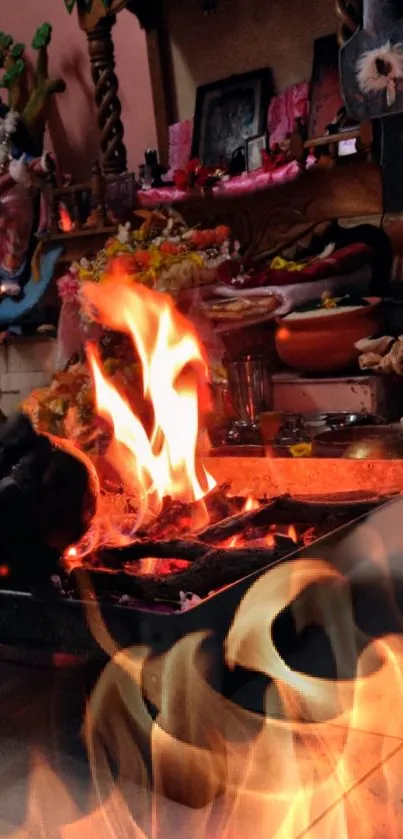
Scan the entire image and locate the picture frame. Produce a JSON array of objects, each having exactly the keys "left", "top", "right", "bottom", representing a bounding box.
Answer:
[
  {"left": 191, "top": 68, "right": 273, "bottom": 167},
  {"left": 246, "top": 132, "right": 267, "bottom": 172}
]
